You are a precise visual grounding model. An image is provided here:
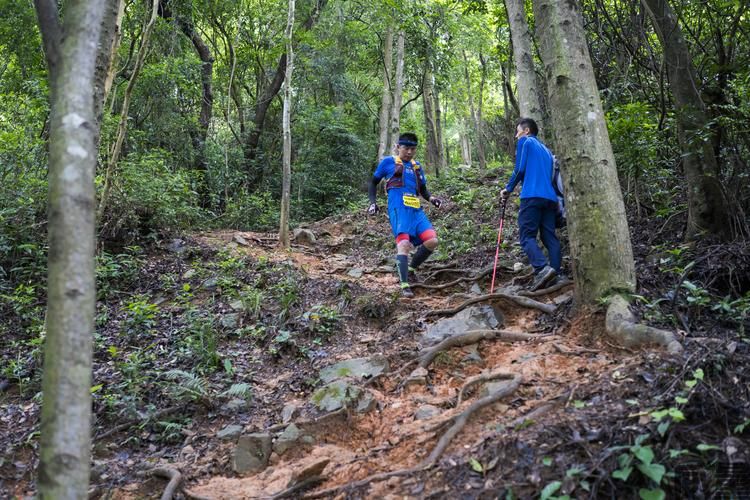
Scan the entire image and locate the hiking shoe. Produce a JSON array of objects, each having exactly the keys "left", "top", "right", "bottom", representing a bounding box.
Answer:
[
  {"left": 530, "top": 266, "right": 556, "bottom": 292},
  {"left": 400, "top": 283, "right": 415, "bottom": 298}
]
